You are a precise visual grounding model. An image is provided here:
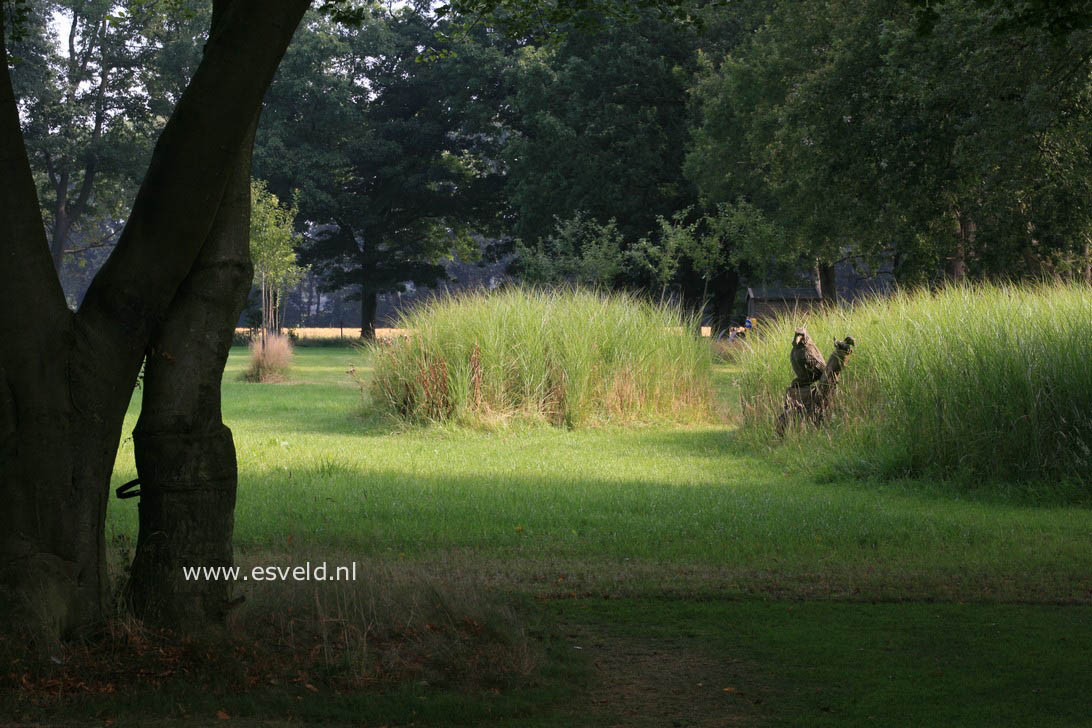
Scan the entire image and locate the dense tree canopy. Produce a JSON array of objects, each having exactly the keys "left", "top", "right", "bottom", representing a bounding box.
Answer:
[
  {"left": 255, "top": 5, "right": 509, "bottom": 335},
  {"left": 688, "top": 0, "right": 1092, "bottom": 285},
  {"left": 11, "top": 1, "right": 166, "bottom": 272},
  {"left": 503, "top": 14, "right": 698, "bottom": 247}
]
